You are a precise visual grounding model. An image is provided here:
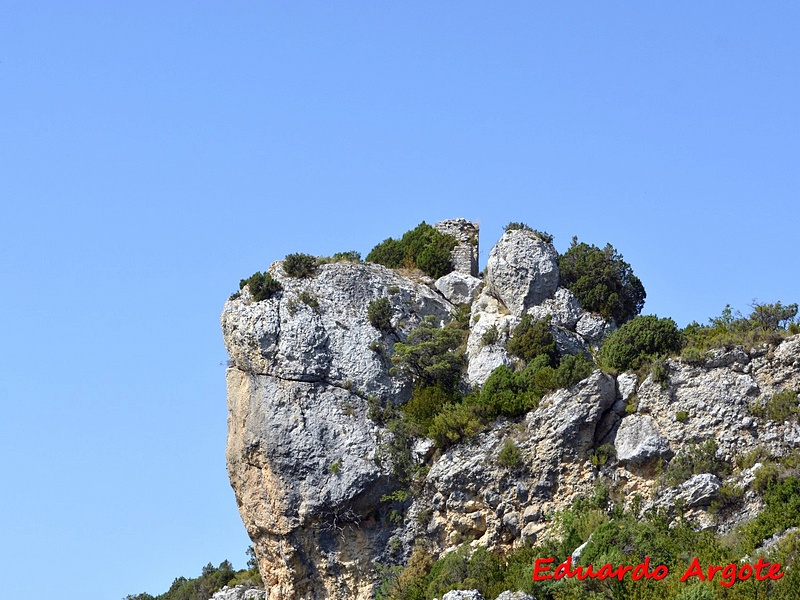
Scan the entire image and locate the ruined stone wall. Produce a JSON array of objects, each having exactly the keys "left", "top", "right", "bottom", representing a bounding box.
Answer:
[{"left": 434, "top": 218, "right": 479, "bottom": 277}]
